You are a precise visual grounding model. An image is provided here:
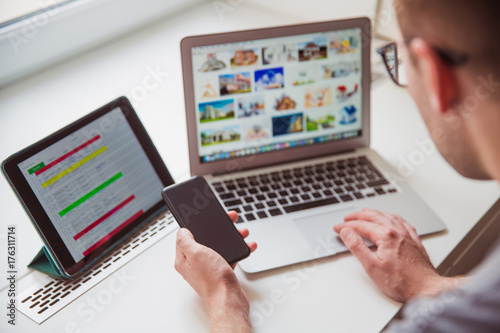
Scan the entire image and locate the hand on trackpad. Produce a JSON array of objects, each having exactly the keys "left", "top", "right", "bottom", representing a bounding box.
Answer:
[{"left": 293, "top": 207, "right": 357, "bottom": 257}]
